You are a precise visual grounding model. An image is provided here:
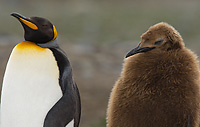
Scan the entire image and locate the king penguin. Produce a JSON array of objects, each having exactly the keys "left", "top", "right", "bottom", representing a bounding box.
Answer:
[
  {"left": 0, "top": 13, "right": 81, "bottom": 127},
  {"left": 107, "top": 22, "right": 200, "bottom": 127}
]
